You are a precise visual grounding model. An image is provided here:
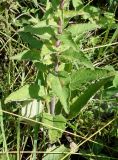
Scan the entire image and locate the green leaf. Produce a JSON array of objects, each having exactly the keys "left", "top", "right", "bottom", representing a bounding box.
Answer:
[
  {"left": 67, "top": 23, "right": 99, "bottom": 36},
  {"left": 60, "top": 48, "right": 93, "bottom": 68},
  {"left": 58, "top": 32, "right": 77, "bottom": 50},
  {"left": 5, "top": 84, "right": 45, "bottom": 103},
  {"left": 113, "top": 73, "right": 118, "bottom": 88},
  {"left": 63, "top": 6, "right": 99, "bottom": 19},
  {"left": 52, "top": 0, "right": 60, "bottom": 8},
  {"left": 19, "top": 32, "right": 43, "bottom": 49},
  {"left": 43, "top": 145, "right": 69, "bottom": 160},
  {"left": 68, "top": 77, "right": 114, "bottom": 119},
  {"left": 34, "top": 62, "right": 47, "bottom": 71},
  {"left": 103, "top": 87, "right": 118, "bottom": 98},
  {"left": 72, "top": 0, "right": 83, "bottom": 8},
  {"left": 63, "top": 10, "right": 84, "bottom": 18},
  {"left": 21, "top": 25, "right": 55, "bottom": 40},
  {"left": 83, "top": 5, "right": 100, "bottom": 21},
  {"left": 48, "top": 74, "right": 70, "bottom": 114},
  {"left": 42, "top": 113, "right": 66, "bottom": 143},
  {"left": 84, "top": 5, "right": 100, "bottom": 14},
  {"left": 69, "top": 68, "right": 115, "bottom": 90},
  {"left": 10, "top": 50, "right": 40, "bottom": 61}
]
